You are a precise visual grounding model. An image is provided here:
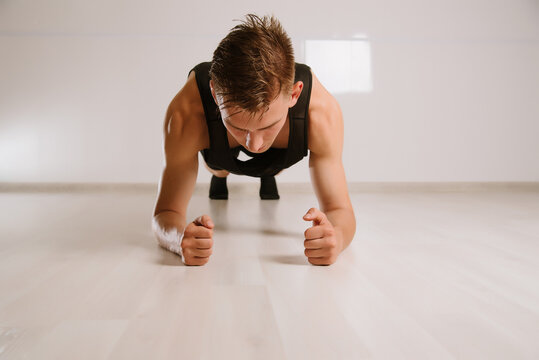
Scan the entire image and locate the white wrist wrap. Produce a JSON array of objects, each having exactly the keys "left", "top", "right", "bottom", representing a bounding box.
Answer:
[{"left": 152, "top": 218, "right": 184, "bottom": 259}]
